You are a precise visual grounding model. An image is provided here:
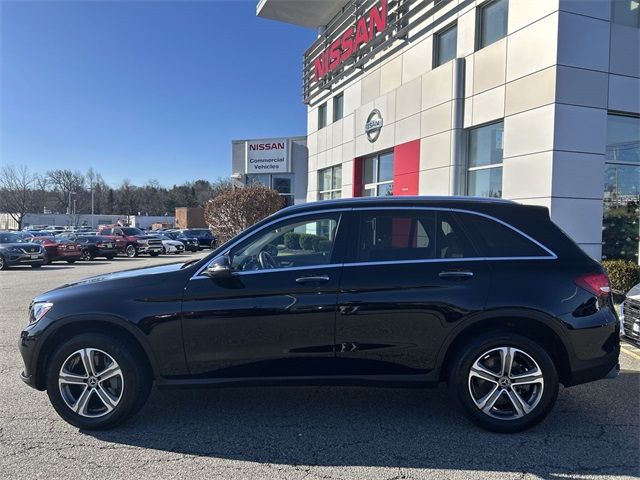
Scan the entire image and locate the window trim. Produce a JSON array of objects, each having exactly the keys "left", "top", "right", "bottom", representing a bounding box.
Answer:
[
  {"left": 476, "top": 0, "right": 509, "bottom": 51},
  {"left": 362, "top": 150, "right": 394, "bottom": 197},
  {"left": 191, "top": 206, "right": 556, "bottom": 279},
  {"left": 433, "top": 22, "right": 458, "bottom": 68},
  {"left": 466, "top": 120, "right": 504, "bottom": 198}
]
